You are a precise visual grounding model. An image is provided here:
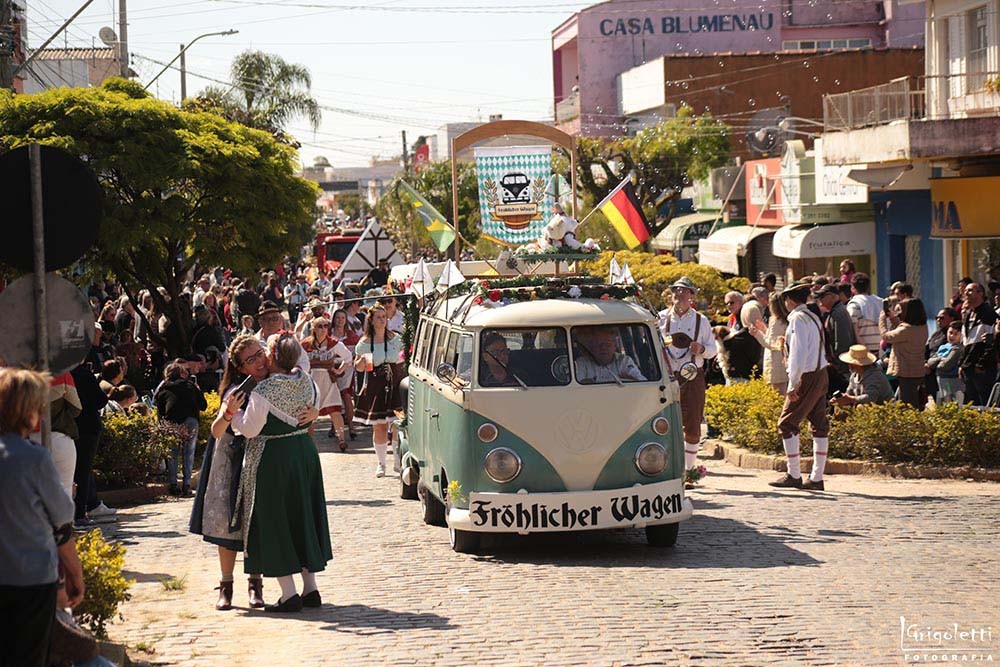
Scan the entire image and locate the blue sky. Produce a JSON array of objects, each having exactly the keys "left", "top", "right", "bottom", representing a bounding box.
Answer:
[{"left": 27, "top": 0, "right": 594, "bottom": 167}]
